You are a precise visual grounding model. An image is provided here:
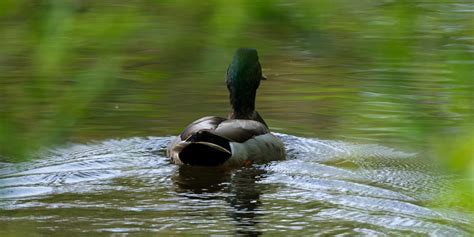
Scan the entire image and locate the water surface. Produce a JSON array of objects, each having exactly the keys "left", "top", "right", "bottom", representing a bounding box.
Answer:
[{"left": 0, "top": 134, "right": 471, "bottom": 236}]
